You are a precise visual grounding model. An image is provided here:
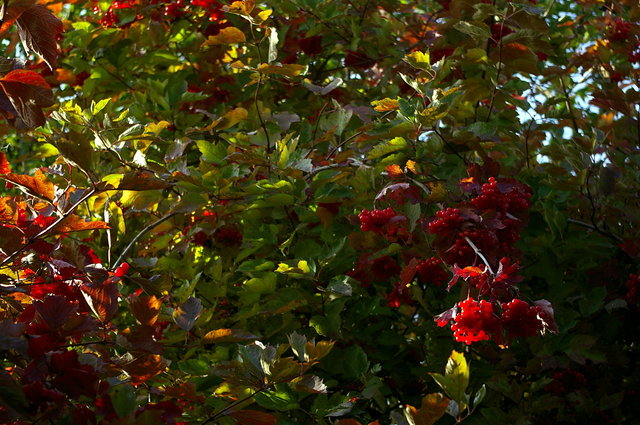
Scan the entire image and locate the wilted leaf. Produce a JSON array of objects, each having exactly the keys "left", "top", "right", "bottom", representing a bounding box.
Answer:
[{"left": 202, "top": 27, "right": 246, "bottom": 46}]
